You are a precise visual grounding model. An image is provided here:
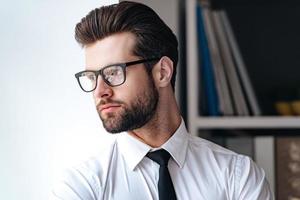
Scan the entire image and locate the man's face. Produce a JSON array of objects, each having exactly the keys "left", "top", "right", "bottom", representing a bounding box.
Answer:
[{"left": 85, "top": 32, "right": 159, "bottom": 133}]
